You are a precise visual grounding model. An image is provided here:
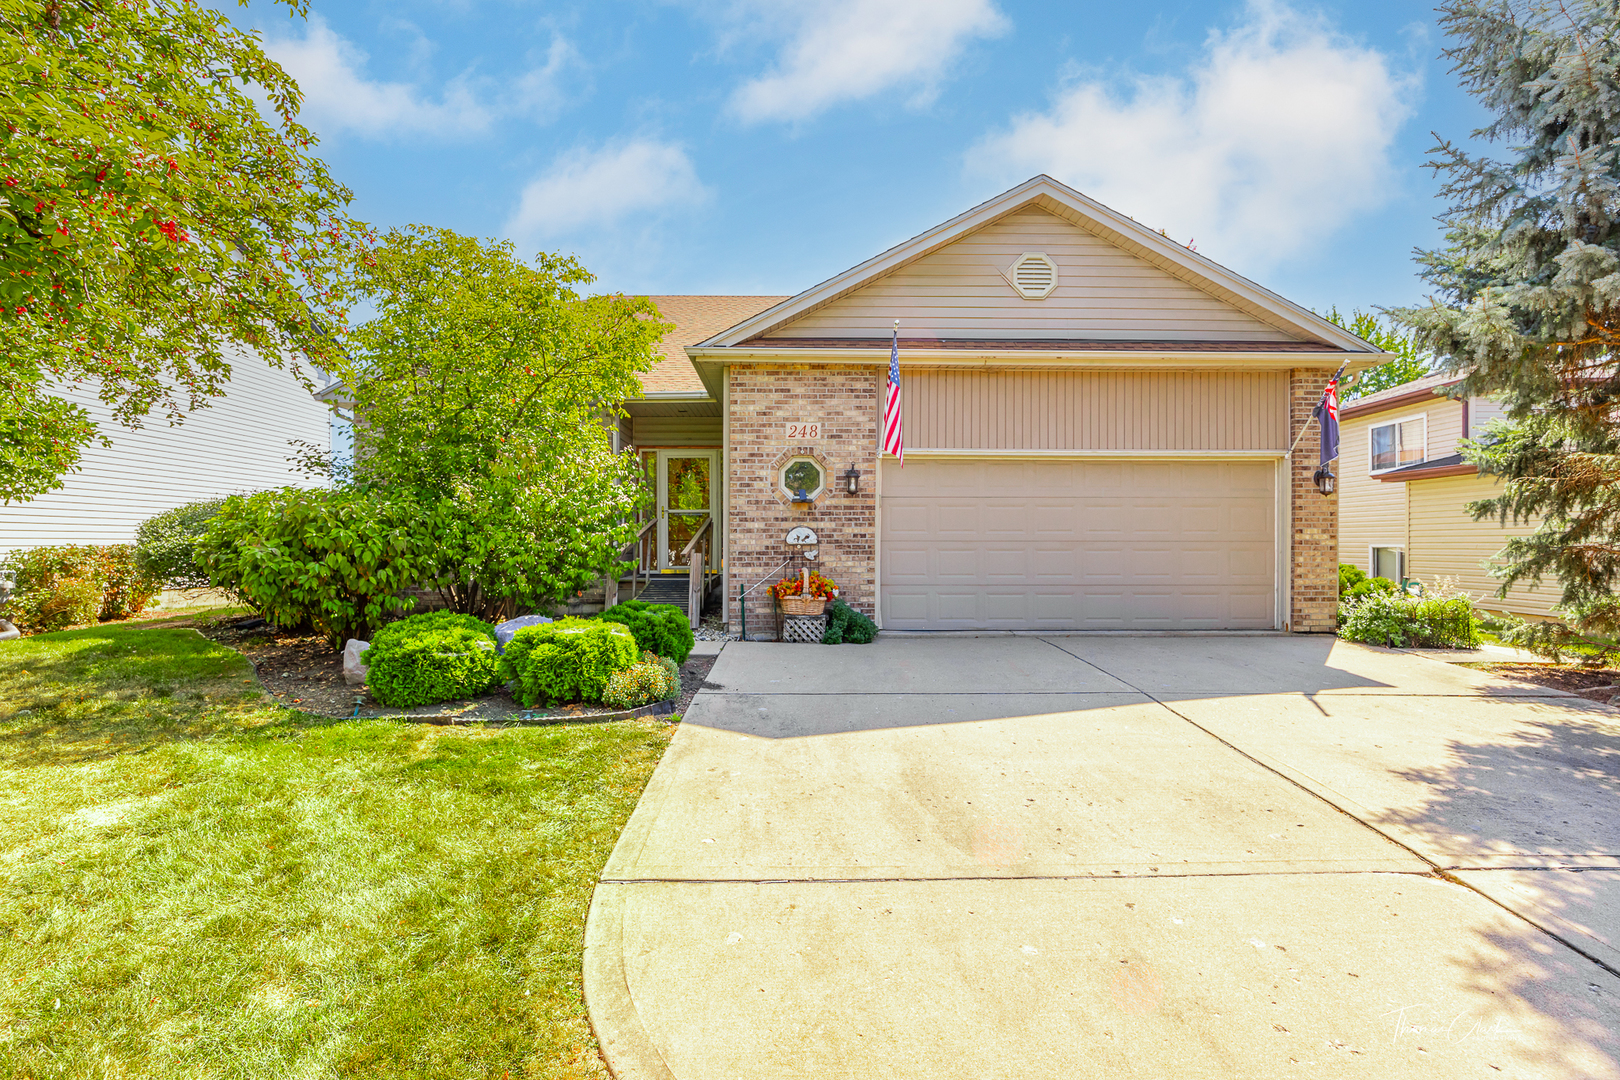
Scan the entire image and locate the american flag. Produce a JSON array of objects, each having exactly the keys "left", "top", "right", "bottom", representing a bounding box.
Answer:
[{"left": 882, "top": 323, "right": 904, "bottom": 465}]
